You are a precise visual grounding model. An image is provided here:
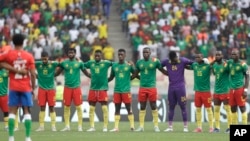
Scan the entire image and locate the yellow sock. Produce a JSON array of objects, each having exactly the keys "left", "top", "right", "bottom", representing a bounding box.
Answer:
[
  {"left": 102, "top": 105, "right": 108, "bottom": 128},
  {"left": 15, "top": 112, "right": 19, "bottom": 129},
  {"left": 50, "top": 112, "right": 56, "bottom": 127},
  {"left": 89, "top": 106, "right": 95, "bottom": 127},
  {"left": 152, "top": 110, "right": 158, "bottom": 127},
  {"left": 206, "top": 107, "right": 214, "bottom": 128},
  {"left": 232, "top": 112, "right": 238, "bottom": 124},
  {"left": 39, "top": 111, "right": 45, "bottom": 127},
  {"left": 4, "top": 117, "right": 8, "bottom": 127},
  {"left": 114, "top": 115, "right": 120, "bottom": 129},
  {"left": 76, "top": 105, "right": 83, "bottom": 127},
  {"left": 224, "top": 105, "right": 232, "bottom": 128},
  {"left": 64, "top": 106, "right": 70, "bottom": 127},
  {"left": 196, "top": 107, "right": 202, "bottom": 128},
  {"left": 214, "top": 106, "right": 220, "bottom": 129},
  {"left": 128, "top": 114, "right": 134, "bottom": 128},
  {"left": 139, "top": 110, "right": 146, "bottom": 128},
  {"left": 241, "top": 112, "right": 248, "bottom": 125}
]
